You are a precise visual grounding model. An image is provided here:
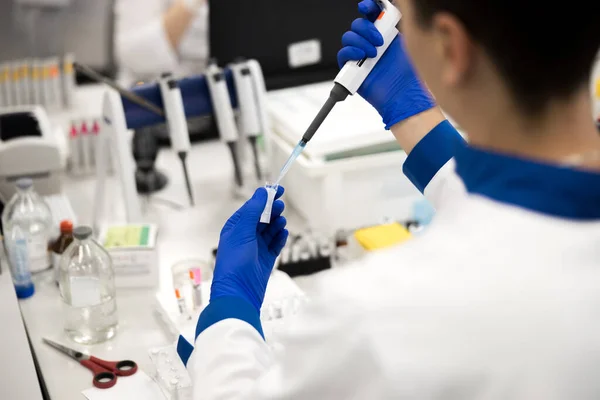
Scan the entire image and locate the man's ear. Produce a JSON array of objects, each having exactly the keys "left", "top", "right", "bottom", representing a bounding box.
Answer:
[{"left": 431, "top": 12, "right": 475, "bottom": 88}]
